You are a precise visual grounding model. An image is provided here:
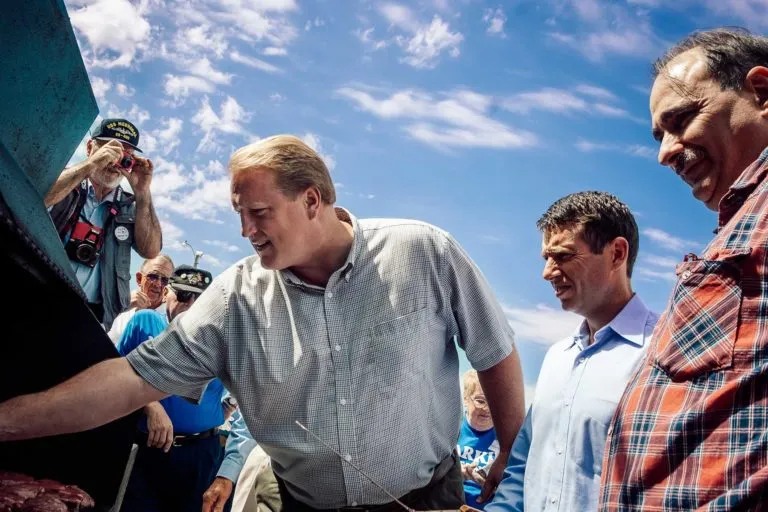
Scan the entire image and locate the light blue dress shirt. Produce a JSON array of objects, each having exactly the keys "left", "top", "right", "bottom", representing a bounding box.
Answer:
[
  {"left": 217, "top": 409, "right": 258, "bottom": 483},
  {"left": 486, "top": 295, "right": 659, "bottom": 512}
]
